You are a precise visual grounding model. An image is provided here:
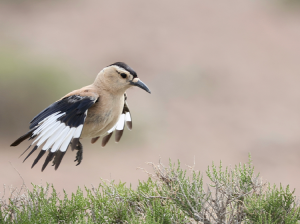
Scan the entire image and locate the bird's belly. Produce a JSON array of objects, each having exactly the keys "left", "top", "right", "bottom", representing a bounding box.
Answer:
[
  {"left": 80, "top": 98, "right": 123, "bottom": 138},
  {"left": 80, "top": 114, "right": 117, "bottom": 138}
]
